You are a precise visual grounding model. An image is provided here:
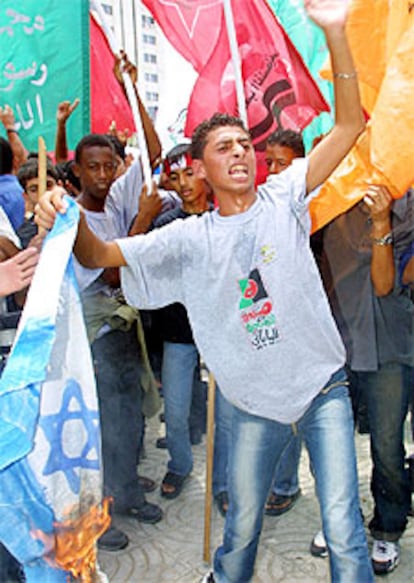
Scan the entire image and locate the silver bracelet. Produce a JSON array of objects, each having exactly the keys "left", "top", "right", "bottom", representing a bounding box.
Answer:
[
  {"left": 333, "top": 71, "right": 358, "bottom": 80},
  {"left": 371, "top": 233, "right": 393, "bottom": 246}
]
